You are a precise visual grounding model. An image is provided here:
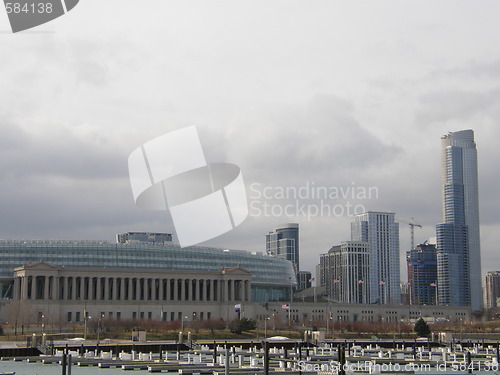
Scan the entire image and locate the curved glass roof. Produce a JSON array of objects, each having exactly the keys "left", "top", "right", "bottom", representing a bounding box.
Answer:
[{"left": 0, "top": 240, "right": 296, "bottom": 286}]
